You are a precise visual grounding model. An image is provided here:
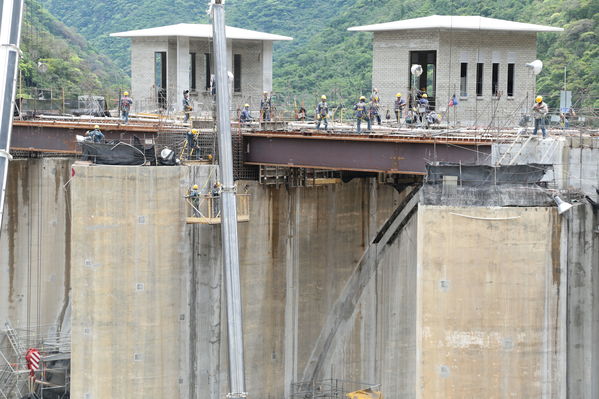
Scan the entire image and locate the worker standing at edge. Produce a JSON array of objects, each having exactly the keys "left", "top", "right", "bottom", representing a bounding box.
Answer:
[
  {"left": 240, "top": 104, "right": 253, "bottom": 126},
  {"left": 260, "top": 91, "right": 272, "bottom": 121},
  {"left": 369, "top": 95, "right": 382, "bottom": 126},
  {"left": 183, "top": 90, "right": 193, "bottom": 123},
  {"left": 211, "top": 182, "right": 222, "bottom": 217},
  {"left": 354, "top": 96, "right": 371, "bottom": 133},
  {"left": 86, "top": 125, "right": 104, "bottom": 143},
  {"left": 418, "top": 93, "right": 430, "bottom": 126},
  {"left": 394, "top": 93, "right": 406, "bottom": 123},
  {"left": 316, "top": 95, "right": 329, "bottom": 130},
  {"left": 121, "top": 91, "right": 133, "bottom": 124},
  {"left": 186, "top": 128, "right": 200, "bottom": 159},
  {"left": 532, "top": 96, "right": 549, "bottom": 138},
  {"left": 186, "top": 184, "right": 201, "bottom": 217}
]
